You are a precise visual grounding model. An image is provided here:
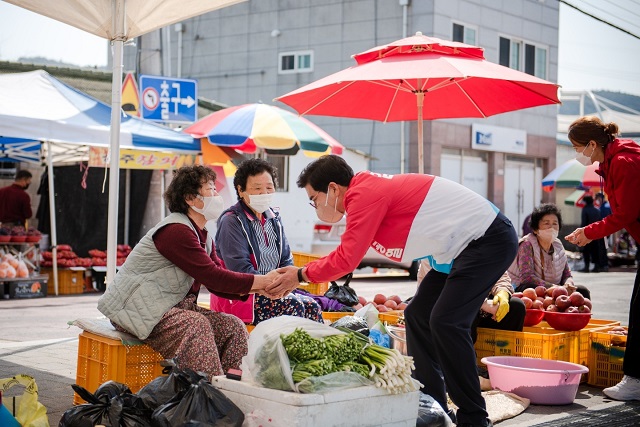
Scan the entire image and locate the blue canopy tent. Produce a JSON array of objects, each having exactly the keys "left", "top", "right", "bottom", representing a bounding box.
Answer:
[{"left": 0, "top": 70, "right": 201, "bottom": 294}]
